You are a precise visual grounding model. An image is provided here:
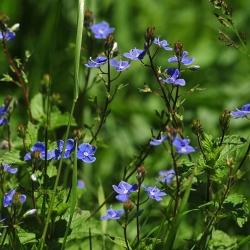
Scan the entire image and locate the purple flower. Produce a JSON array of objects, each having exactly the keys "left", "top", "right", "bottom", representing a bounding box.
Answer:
[
  {"left": 0, "top": 29, "right": 15, "bottom": 41},
  {"left": 142, "top": 185, "right": 167, "bottom": 201},
  {"left": 51, "top": 139, "right": 75, "bottom": 160},
  {"left": 3, "top": 189, "right": 26, "bottom": 207},
  {"left": 77, "top": 180, "right": 85, "bottom": 188},
  {"left": 100, "top": 206, "right": 123, "bottom": 220},
  {"left": 168, "top": 51, "right": 194, "bottom": 65},
  {"left": 77, "top": 143, "right": 97, "bottom": 163},
  {"left": 123, "top": 47, "right": 146, "bottom": 60},
  {"left": 1, "top": 162, "right": 18, "bottom": 174},
  {"left": 85, "top": 56, "right": 108, "bottom": 68},
  {"left": 153, "top": 37, "right": 172, "bottom": 51},
  {"left": 110, "top": 58, "right": 130, "bottom": 72},
  {"left": 150, "top": 132, "right": 167, "bottom": 146},
  {"left": 159, "top": 169, "right": 175, "bottom": 183},
  {"left": 161, "top": 68, "right": 186, "bottom": 86},
  {"left": 0, "top": 104, "right": 11, "bottom": 126},
  {"left": 112, "top": 181, "right": 138, "bottom": 202},
  {"left": 90, "top": 21, "right": 115, "bottom": 39},
  {"left": 172, "top": 138, "right": 195, "bottom": 154},
  {"left": 24, "top": 142, "right": 52, "bottom": 161},
  {"left": 231, "top": 104, "right": 250, "bottom": 118}
]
